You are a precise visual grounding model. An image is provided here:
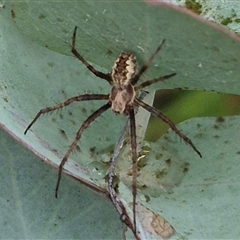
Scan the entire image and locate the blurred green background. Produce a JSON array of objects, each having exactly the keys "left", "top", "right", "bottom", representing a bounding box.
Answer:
[{"left": 146, "top": 90, "right": 240, "bottom": 141}]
